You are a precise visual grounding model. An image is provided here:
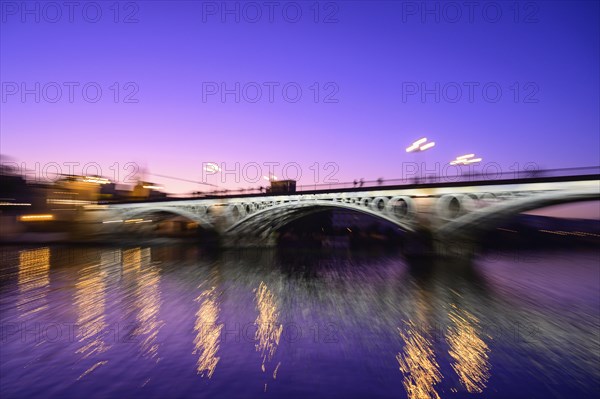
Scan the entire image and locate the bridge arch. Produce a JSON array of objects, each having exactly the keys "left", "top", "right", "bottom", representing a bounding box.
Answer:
[
  {"left": 225, "top": 199, "right": 417, "bottom": 237},
  {"left": 117, "top": 206, "right": 215, "bottom": 229},
  {"left": 437, "top": 190, "right": 599, "bottom": 238}
]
